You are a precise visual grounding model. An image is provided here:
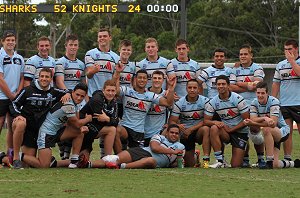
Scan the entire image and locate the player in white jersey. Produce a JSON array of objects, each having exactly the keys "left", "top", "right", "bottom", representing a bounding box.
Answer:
[
  {"left": 85, "top": 28, "right": 119, "bottom": 97},
  {"left": 24, "top": 36, "right": 56, "bottom": 87},
  {"left": 20, "top": 83, "right": 92, "bottom": 168},
  {"left": 136, "top": 37, "right": 175, "bottom": 89},
  {"left": 77, "top": 124, "right": 185, "bottom": 169},
  {"left": 272, "top": 39, "right": 300, "bottom": 161},
  {"left": 204, "top": 75, "right": 250, "bottom": 168},
  {"left": 244, "top": 82, "right": 296, "bottom": 168},
  {"left": 0, "top": 31, "right": 24, "bottom": 161},
  {"left": 169, "top": 79, "right": 210, "bottom": 167},
  {"left": 171, "top": 39, "right": 201, "bottom": 99},
  {"left": 229, "top": 45, "right": 265, "bottom": 167}
]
